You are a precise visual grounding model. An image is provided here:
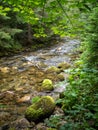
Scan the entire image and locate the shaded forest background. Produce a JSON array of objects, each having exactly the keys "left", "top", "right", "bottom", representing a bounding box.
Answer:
[{"left": 0, "top": 0, "right": 91, "bottom": 55}]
